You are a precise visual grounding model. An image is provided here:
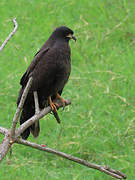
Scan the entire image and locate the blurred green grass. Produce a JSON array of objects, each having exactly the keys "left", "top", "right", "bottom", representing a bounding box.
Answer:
[{"left": 0, "top": 0, "right": 135, "bottom": 179}]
